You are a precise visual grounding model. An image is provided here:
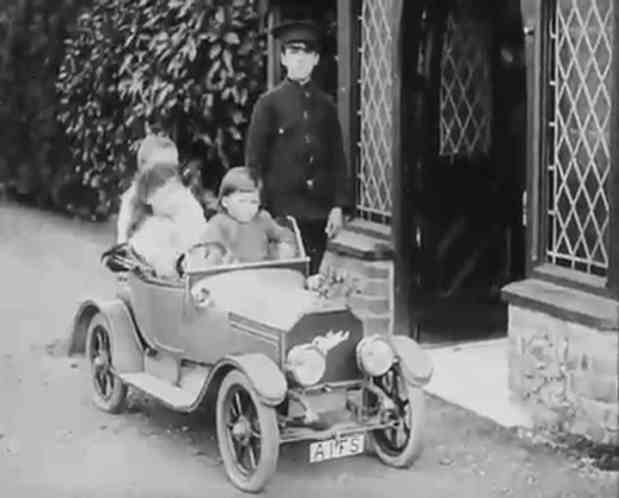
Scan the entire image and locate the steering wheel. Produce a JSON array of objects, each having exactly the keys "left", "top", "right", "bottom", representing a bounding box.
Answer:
[{"left": 101, "top": 242, "right": 140, "bottom": 273}]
